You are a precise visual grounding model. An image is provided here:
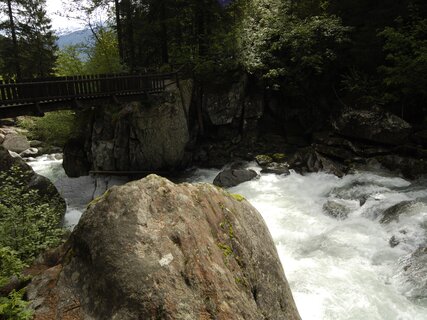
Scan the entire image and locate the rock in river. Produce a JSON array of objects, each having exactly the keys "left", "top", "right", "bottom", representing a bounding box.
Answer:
[
  {"left": 213, "top": 168, "right": 259, "bottom": 188},
  {"left": 27, "top": 175, "right": 301, "bottom": 320},
  {"left": 332, "top": 108, "right": 412, "bottom": 145}
]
